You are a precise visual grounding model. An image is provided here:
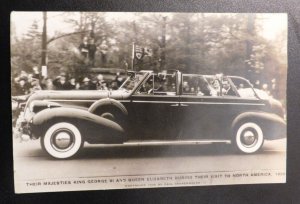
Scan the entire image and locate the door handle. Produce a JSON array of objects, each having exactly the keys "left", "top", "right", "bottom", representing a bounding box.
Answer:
[
  {"left": 180, "top": 103, "right": 189, "bottom": 107},
  {"left": 170, "top": 104, "right": 179, "bottom": 107}
]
